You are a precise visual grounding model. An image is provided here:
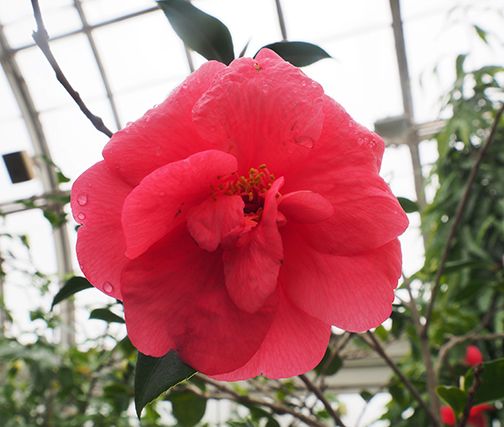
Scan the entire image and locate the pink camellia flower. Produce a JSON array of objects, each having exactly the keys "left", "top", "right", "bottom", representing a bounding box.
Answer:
[
  {"left": 441, "top": 404, "right": 493, "bottom": 427},
  {"left": 71, "top": 49, "right": 408, "bottom": 380},
  {"left": 464, "top": 345, "right": 484, "bottom": 366}
]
